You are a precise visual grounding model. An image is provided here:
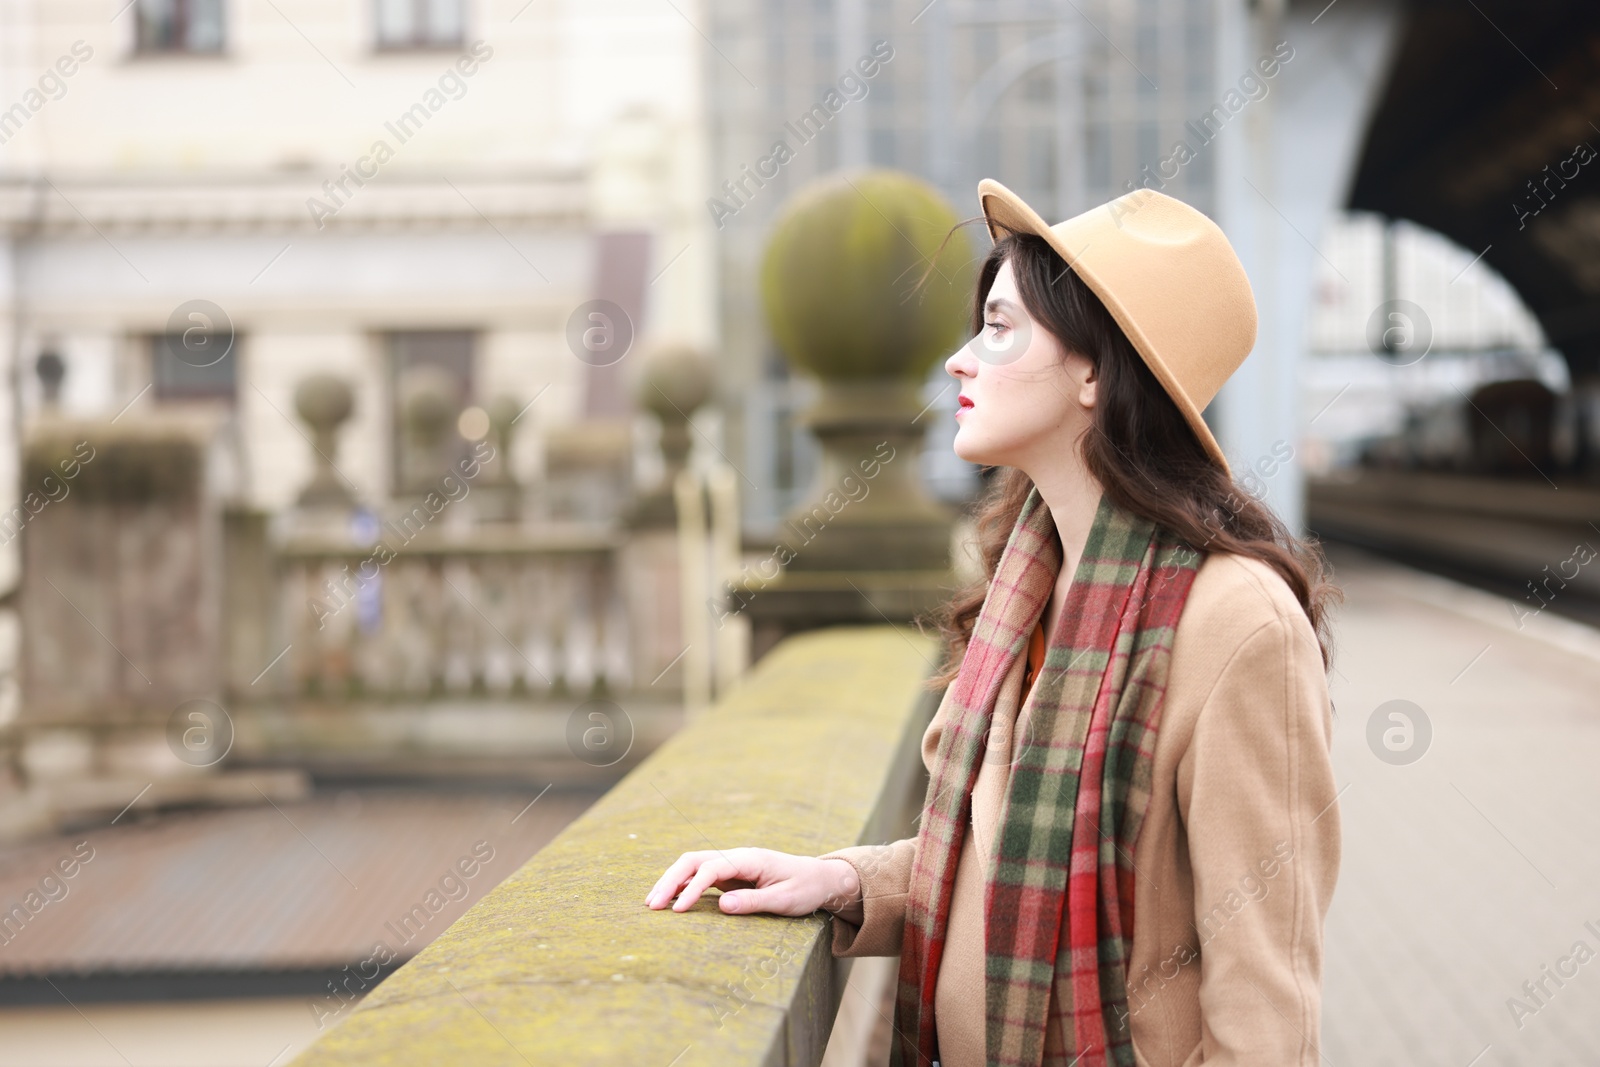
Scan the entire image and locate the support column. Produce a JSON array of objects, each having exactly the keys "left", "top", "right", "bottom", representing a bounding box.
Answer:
[{"left": 1210, "top": 0, "right": 1404, "bottom": 534}]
